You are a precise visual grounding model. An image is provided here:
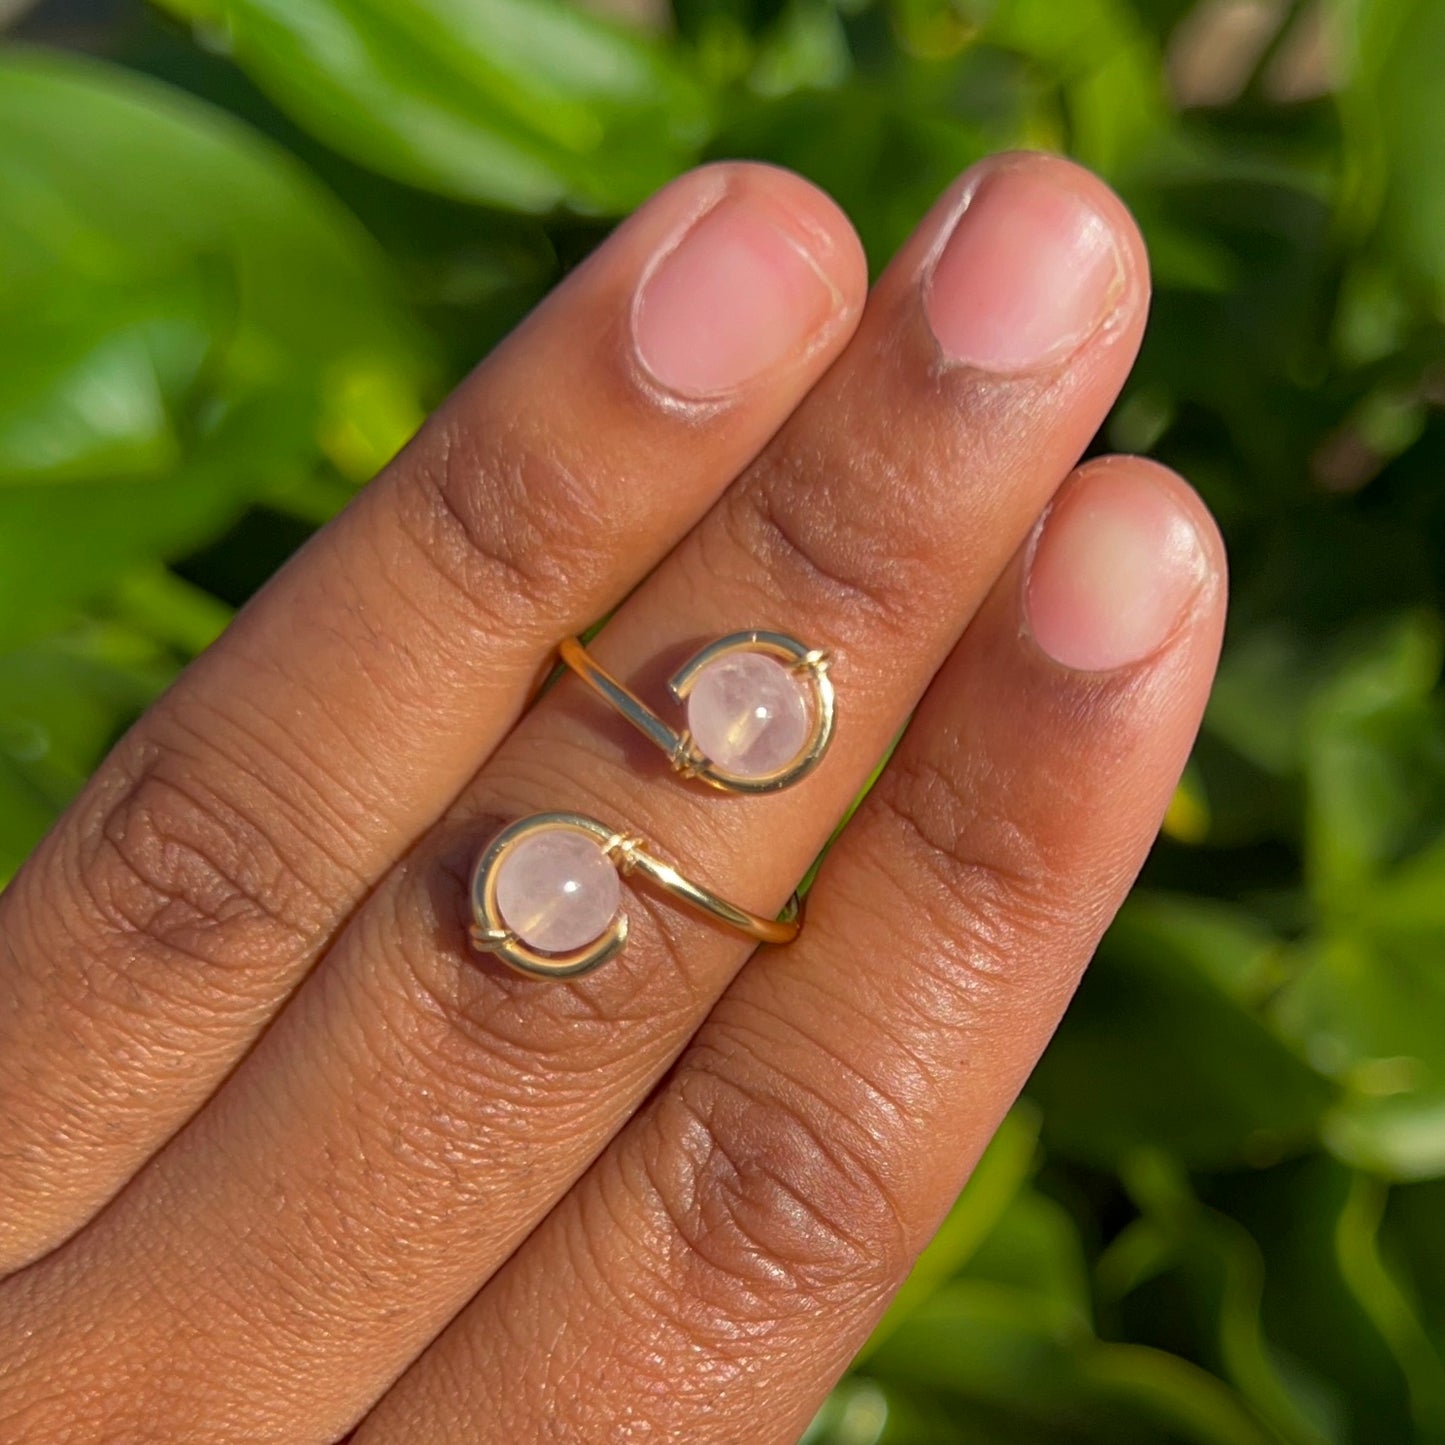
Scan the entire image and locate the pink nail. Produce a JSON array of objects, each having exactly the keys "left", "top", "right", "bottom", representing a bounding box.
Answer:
[
  {"left": 925, "top": 161, "right": 1125, "bottom": 373},
  {"left": 633, "top": 196, "right": 840, "bottom": 399},
  {"left": 1026, "top": 468, "right": 1209, "bottom": 672}
]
